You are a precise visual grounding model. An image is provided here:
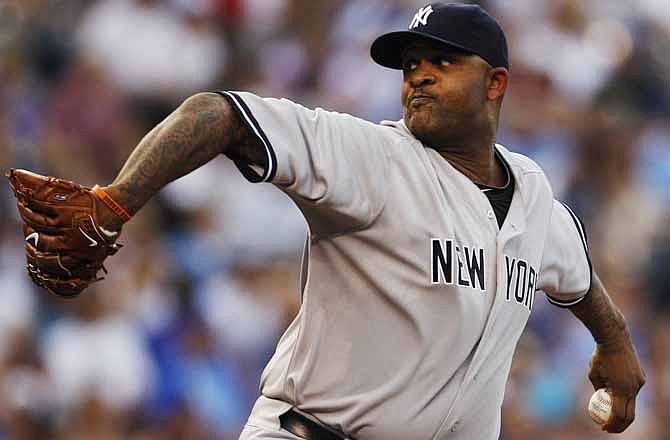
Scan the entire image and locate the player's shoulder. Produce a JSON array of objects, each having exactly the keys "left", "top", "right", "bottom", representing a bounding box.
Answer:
[
  {"left": 497, "top": 143, "right": 554, "bottom": 200},
  {"left": 234, "top": 91, "right": 400, "bottom": 134},
  {"left": 496, "top": 144, "right": 545, "bottom": 175},
  {"left": 380, "top": 119, "right": 414, "bottom": 136},
  {"left": 379, "top": 119, "right": 430, "bottom": 150}
]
